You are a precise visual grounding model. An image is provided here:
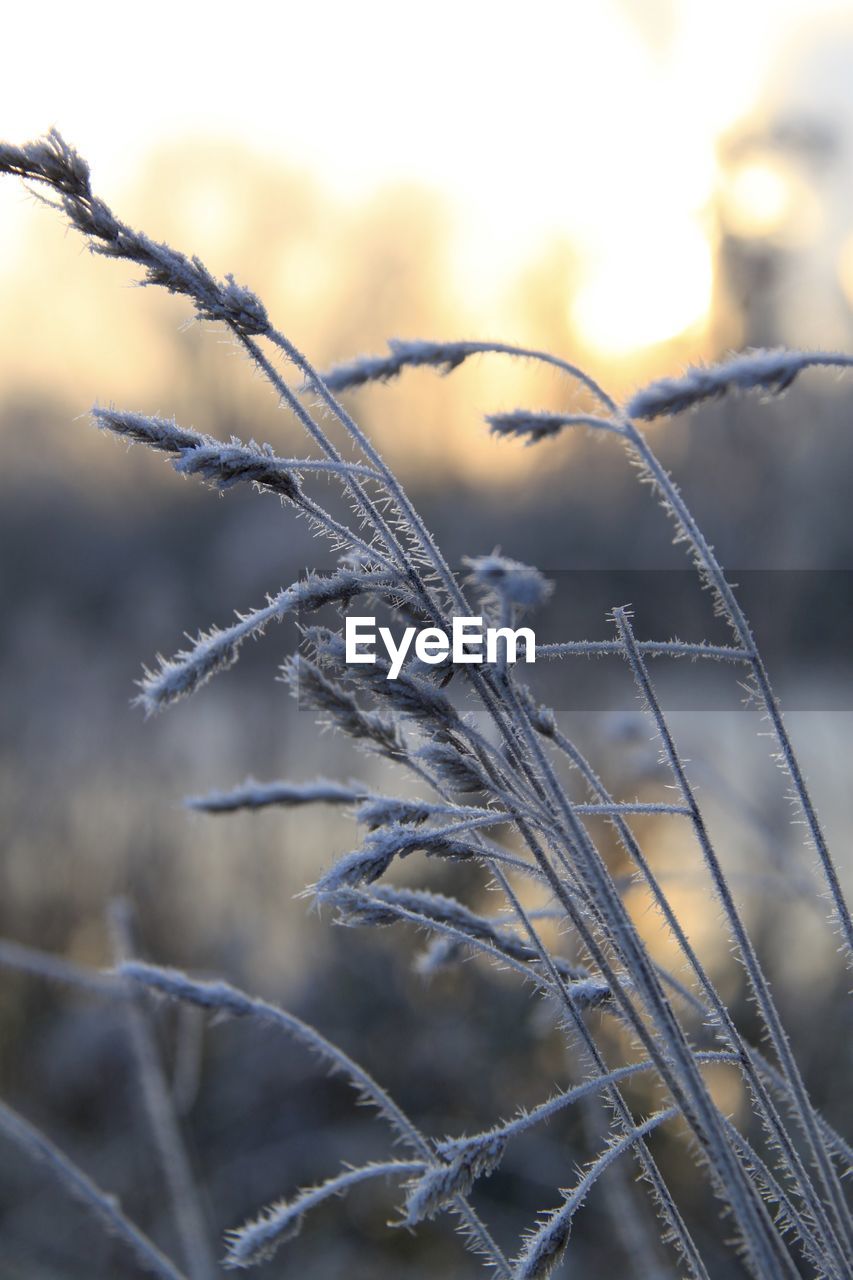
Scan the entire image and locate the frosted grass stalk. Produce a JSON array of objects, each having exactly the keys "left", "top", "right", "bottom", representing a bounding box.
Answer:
[
  {"left": 613, "top": 607, "right": 852, "bottom": 1265},
  {"left": 2, "top": 130, "right": 849, "bottom": 1278},
  {"left": 224, "top": 1161, "right": 424, "bottom": 1269},
  {"left": 523, "top": 686, "right": 848, "bottom": 1260},
  {"left": 119, "top": 962, "right": 512, "bottom": 1277}
]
